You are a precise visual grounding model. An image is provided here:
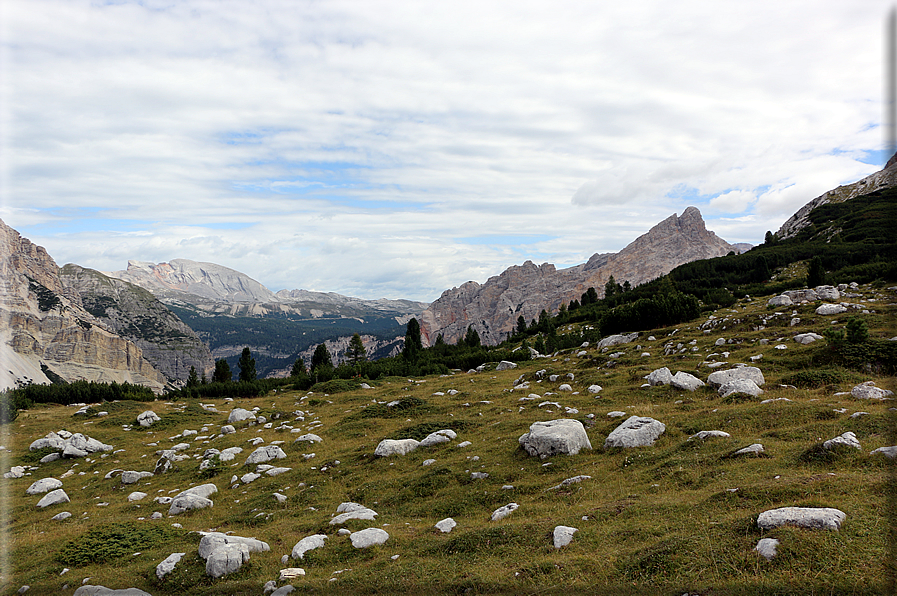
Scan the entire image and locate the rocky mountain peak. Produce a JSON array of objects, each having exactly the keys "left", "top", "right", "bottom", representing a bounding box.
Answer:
[{"left": 113, "top": 259, "right": 279, "bottom": 303}]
